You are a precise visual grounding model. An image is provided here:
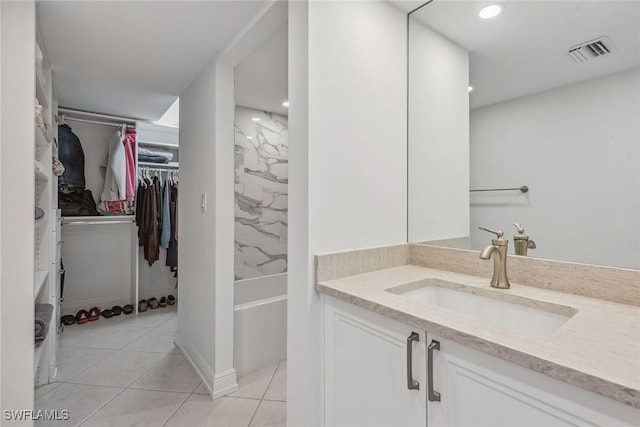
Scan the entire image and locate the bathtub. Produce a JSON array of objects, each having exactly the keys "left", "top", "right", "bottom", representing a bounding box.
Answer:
[{"left": 234, "top": 273, "right": 287, "bottom": 377}]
